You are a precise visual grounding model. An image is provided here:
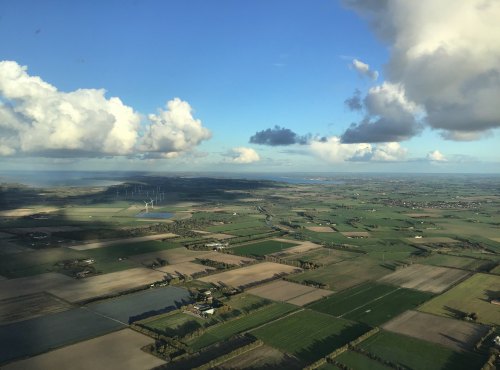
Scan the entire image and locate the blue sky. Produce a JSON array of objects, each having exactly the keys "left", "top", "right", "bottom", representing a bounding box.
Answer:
[{"left": 0, "top": 0, "right": 499, "bottom": 172}]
